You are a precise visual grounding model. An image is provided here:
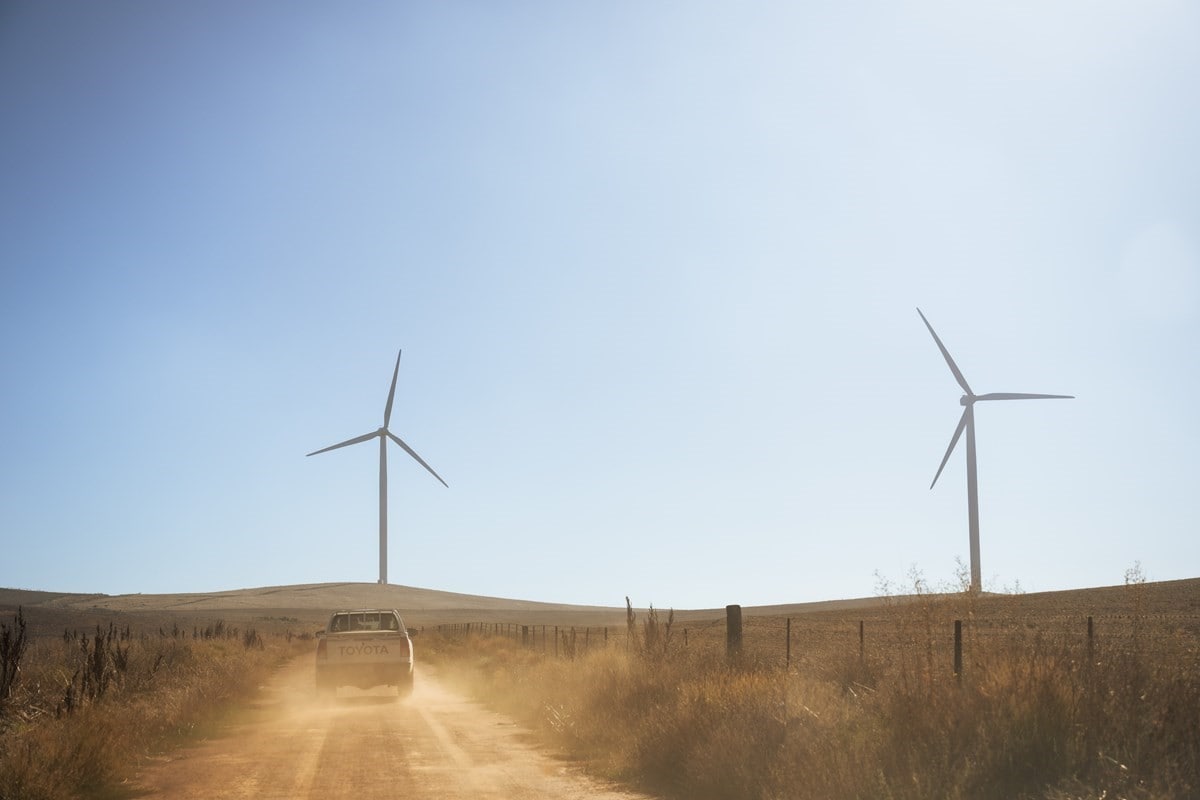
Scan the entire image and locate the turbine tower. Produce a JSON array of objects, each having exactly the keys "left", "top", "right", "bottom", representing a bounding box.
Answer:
[
  {"left": 307, "top": 350, "right": 448, "bottom": 585},
  {"left": 917, "top": 308, "right": 1072, "bottom": 593}
]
